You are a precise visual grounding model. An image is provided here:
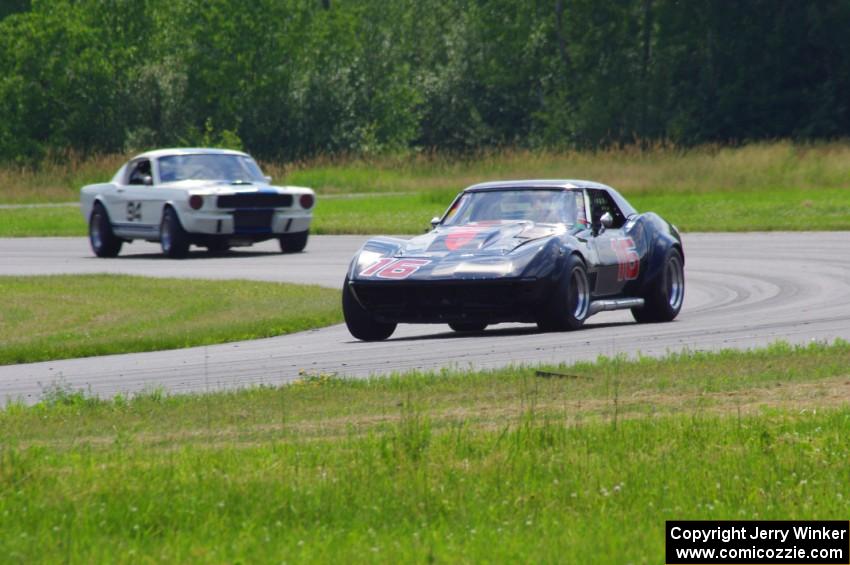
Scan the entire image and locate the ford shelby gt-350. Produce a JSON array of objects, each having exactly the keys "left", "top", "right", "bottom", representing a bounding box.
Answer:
[
  {"left": 80, "top": 148, "right": 315, "bottom": 258},
  {"left": 343, "top": 180, "right": 684, "bottom": 341}
]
